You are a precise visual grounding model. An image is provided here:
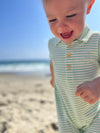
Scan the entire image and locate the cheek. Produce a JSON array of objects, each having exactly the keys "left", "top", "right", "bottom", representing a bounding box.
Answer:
[
  {"left": 70, "top": 17, "right": 85, "bottom": 32},
  {"left": 49, "top": 24, "right": 57, "bottom": 34},
  {"left": 72, "top": 13, "right": 85, "bottom": 25}
]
